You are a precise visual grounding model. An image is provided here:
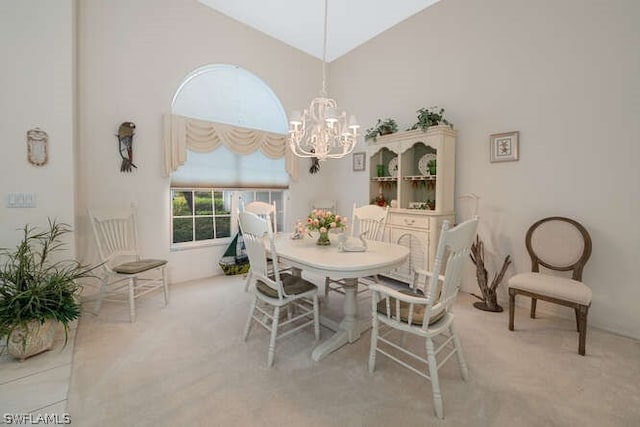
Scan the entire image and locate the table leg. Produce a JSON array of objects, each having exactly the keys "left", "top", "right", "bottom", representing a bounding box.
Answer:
[{"left": 312, "top": 278, "right": 366, "bottom": 361}]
